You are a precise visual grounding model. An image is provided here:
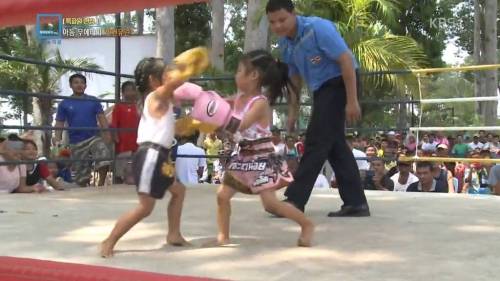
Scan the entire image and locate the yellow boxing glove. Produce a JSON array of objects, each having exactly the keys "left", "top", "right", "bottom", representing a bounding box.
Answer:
[
  {"left": 175, "top": 116, "right": 219, "bottom": 137},
  {"left": 170, "top": 47, "right": 210, "bottom": 80}
]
